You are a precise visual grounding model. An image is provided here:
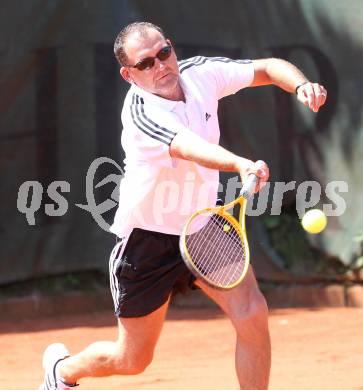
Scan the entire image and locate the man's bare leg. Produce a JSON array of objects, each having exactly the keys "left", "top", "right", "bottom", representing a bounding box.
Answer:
[
  {"left": 196, "top": 269, "right": 271, "bottom": 390},
  {"left": 57, "top": 299, "right": 170, "bottom": 384}
]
